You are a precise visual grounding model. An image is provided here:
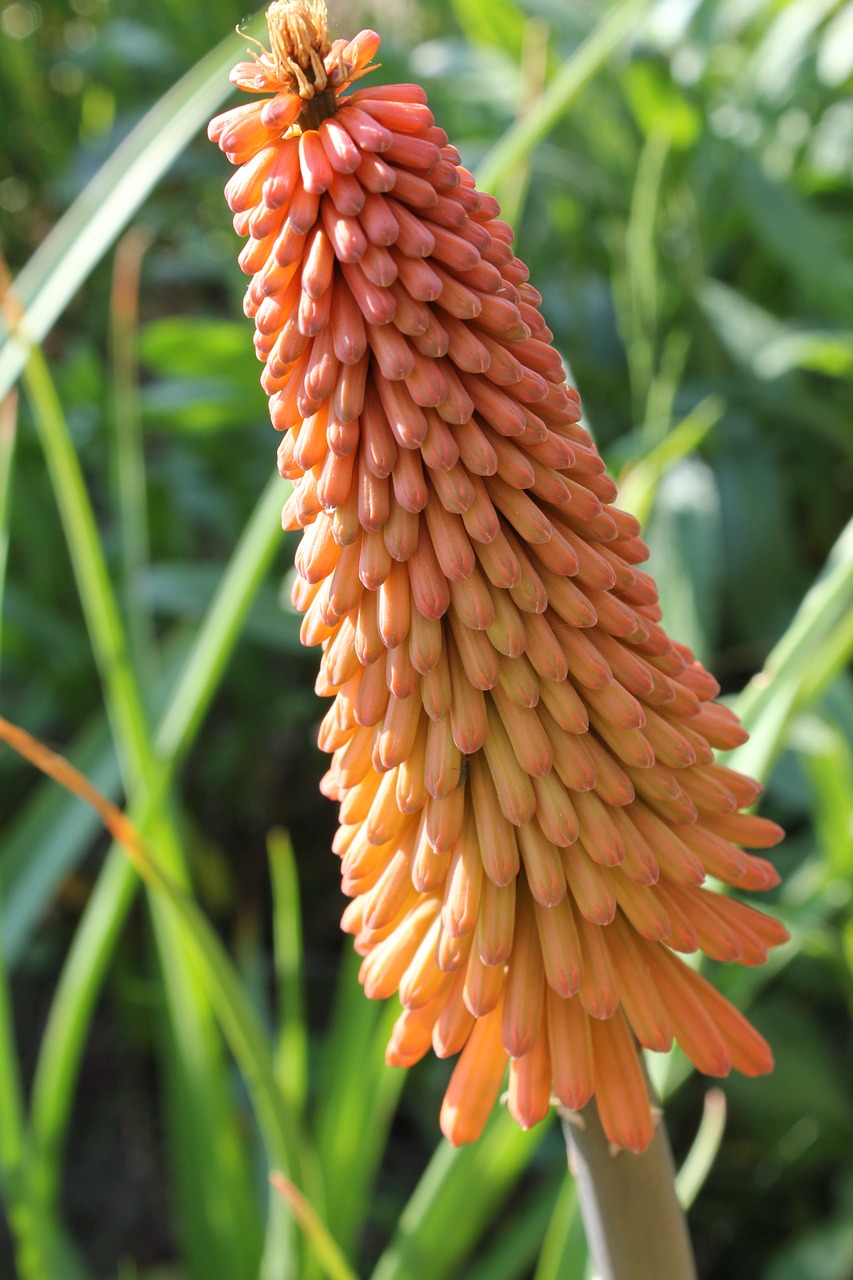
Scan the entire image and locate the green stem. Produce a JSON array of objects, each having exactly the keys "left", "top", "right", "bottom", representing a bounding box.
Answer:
[
  {"left": 269, "top": 829, "right": 309, "bottom": 1115},
  {"left": 22, "top": 347, "right": 153, "bottom": 797},
  {"left": 0, "top": 902, "right": 52, "bottom": 1280},
  {"left": 28, "top": 471, "right": 286, "bottom": 1193},
  {"left": 492, "top": 16, "right": 550, "bottom": 232},
  {"left": 731, "top": 512, "right": 853, "bottom": 781},
  {"left": 476, "top": 0, "right": 652, "bottom": 196},
  {"left": 28, "top": 848, "right": 137, "bottom": 1204},
  {"left": 17, "top": 342, "right": 275, "bottom": 1271},
  {"left": 560, "top": 1101, "right": 697, "bottom": 1280},
  {"left": 0, "top": 390, "right": 16, "bottom": 691},
  {"left": 625, "top": 129, "right": 670, "bottom": 431},
  {"left": 144, "top": 865, "right": 301, "bottom": 1178},
  {"left": 154, "top": 471, "right": 286, "bottom": 767},
  {"left": 109, "top": 229, "right": 156, "bottom": 683},
  {"left": 675, "top": 1089, "right": 727, "bottom": 1210},
  {"left": 31, "top": 814, "right": 304, "bottom": 1255}
]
